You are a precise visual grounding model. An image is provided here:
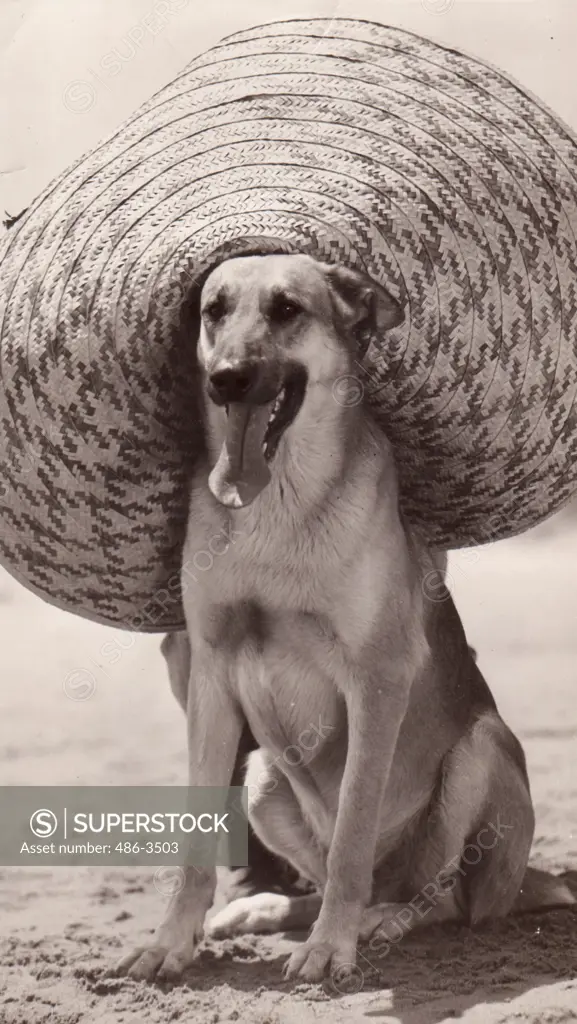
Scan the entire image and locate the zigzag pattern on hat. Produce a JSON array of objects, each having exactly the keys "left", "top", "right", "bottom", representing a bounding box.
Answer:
[{"left": 1, "top": 18, "right": 576, "bottom": 630}]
